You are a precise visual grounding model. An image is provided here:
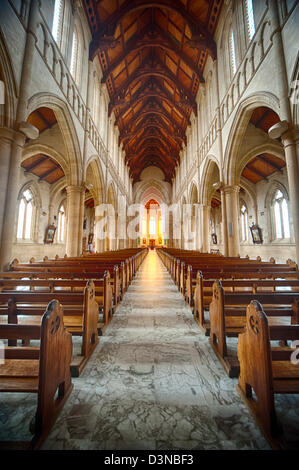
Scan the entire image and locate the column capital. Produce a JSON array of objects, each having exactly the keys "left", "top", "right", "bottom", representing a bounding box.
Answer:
[
  {"left": 221, "top": 184, "right": 240, "bottom": 195},
  {"left": 0, "top": 127, "right": 26, "bottom": 147},
  {"left": 66, "top": 184, "right": 85, "bottom": 195},
  {"left": 281, "top": 128, "right": 299, "bottom": 147}
]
